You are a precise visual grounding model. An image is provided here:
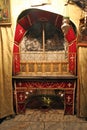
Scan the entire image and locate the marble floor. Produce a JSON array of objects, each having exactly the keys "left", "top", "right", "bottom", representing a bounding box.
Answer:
[{"left": 0, "top": 109, "right": 87, "bottom": 130}]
